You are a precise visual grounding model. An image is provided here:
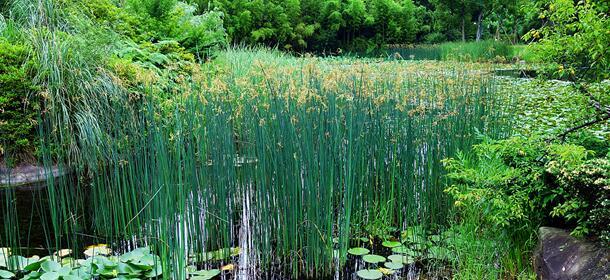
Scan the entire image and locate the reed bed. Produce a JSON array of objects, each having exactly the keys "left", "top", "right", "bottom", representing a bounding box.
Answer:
[{"left": 2, "top": 49, "right": 511, "bottom": 278}]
